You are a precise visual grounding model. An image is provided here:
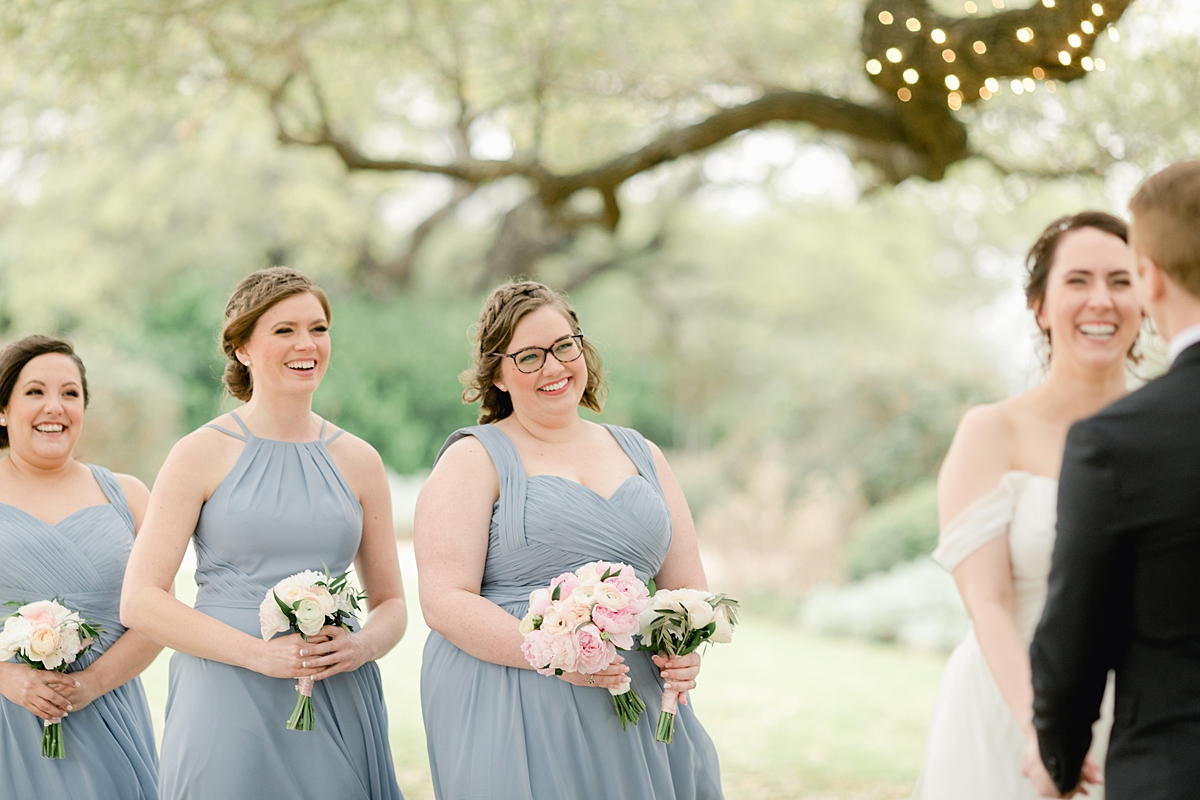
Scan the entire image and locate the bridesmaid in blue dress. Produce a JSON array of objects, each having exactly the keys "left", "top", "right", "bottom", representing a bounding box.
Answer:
[
  {"left": 121, "top": 268, "right": 407, "bottom": 800},
  {"left": 0, "top": 335, "right": 160, "bottom": 799},
  {"left": 415, "top": 280, "right": 724, "bottom": 799}
]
